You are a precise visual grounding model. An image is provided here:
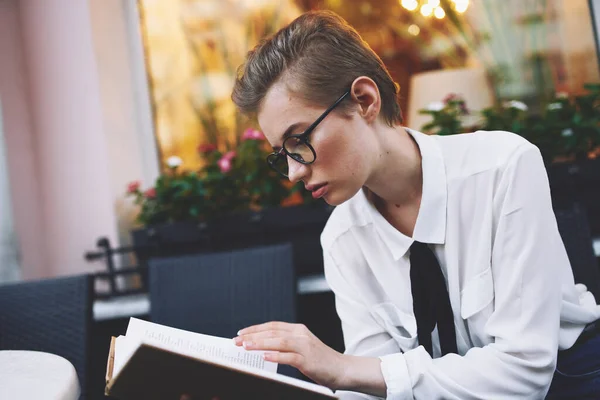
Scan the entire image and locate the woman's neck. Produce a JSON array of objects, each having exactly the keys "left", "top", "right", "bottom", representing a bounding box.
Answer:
[
  {"left": 364, "top": 126, "right": 423, "bottom": 208},
  {"left": 362, "top": 126, "right": 423, "bottom": 237}
]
